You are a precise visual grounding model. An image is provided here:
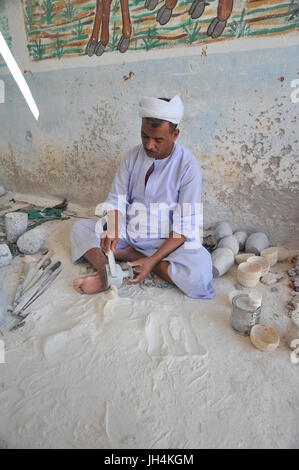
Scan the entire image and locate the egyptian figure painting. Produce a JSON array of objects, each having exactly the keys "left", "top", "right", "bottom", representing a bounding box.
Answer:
[{"left": 20, "top": 0, "right": 299, "bottom": 61}]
